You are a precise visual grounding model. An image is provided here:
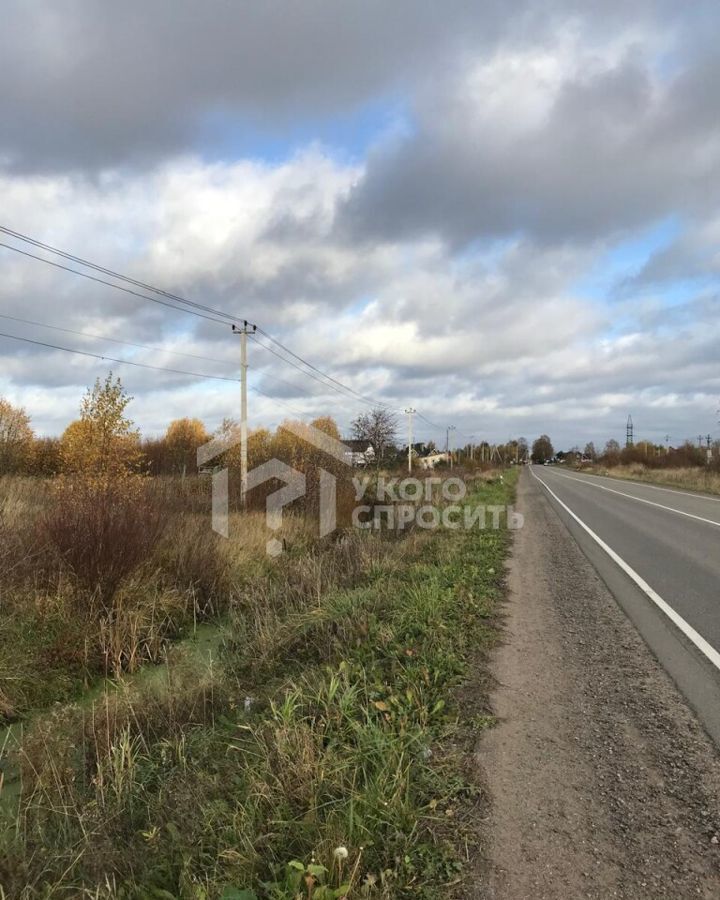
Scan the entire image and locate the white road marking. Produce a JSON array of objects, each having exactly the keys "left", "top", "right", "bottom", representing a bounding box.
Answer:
[
  {"left": 578, "top": 471, "right": 720, "bottom": 504},
  {"left": 541, "top": 467, "right": 720, "bottom": 529},
  {"left": 530, "top": 466, "right": 720, "bottom": 673}
]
